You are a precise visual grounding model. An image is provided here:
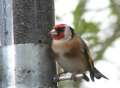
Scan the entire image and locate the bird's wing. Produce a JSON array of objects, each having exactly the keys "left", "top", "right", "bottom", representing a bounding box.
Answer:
[
  {"left": 79, "top": 38, "right": 95, "bottom": 72},
  {"left": 80, "top": 38, "right": 108, "bottom": 81},
  {"left": 80, "top": 38, "right": 97, "bottom": 81}
]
